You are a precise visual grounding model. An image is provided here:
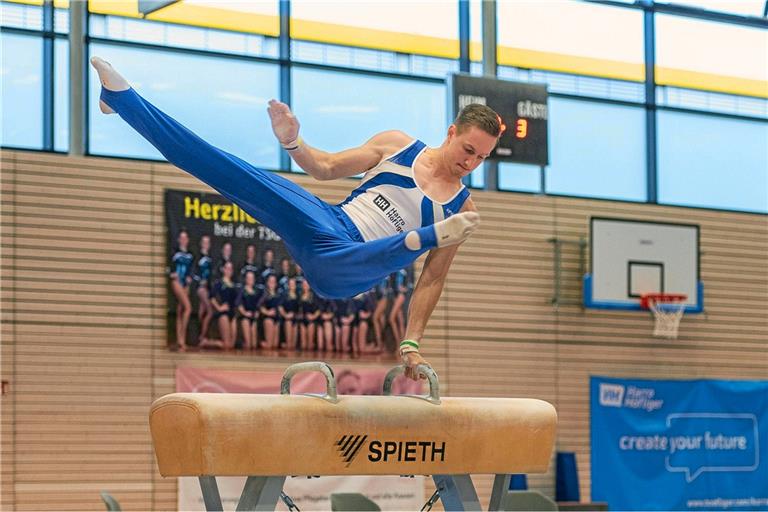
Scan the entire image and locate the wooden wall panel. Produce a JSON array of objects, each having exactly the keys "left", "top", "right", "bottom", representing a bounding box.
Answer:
[{"left": 1, "top": 149, "right": 766, "bottom": 510}]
